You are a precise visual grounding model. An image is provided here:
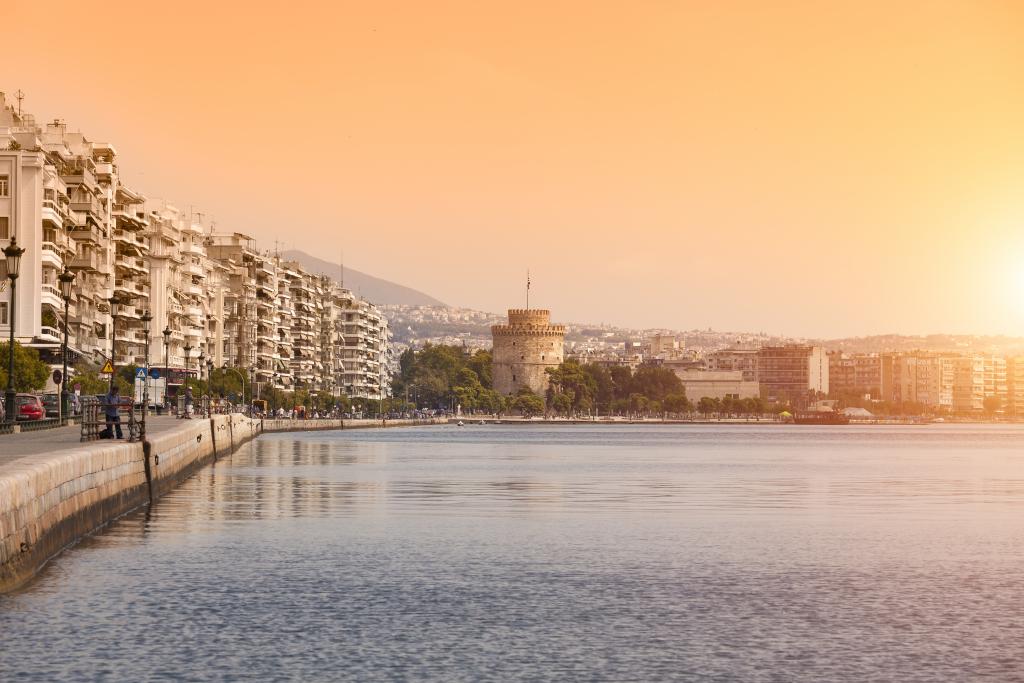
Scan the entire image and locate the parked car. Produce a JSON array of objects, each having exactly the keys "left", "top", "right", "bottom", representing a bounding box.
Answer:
[
  {"left": 16, "top": 394, "right": 45, "bottom": 421},
  {"left": 41, "top": 393, "right": 60, "bottom": 418}
]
